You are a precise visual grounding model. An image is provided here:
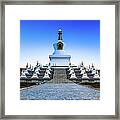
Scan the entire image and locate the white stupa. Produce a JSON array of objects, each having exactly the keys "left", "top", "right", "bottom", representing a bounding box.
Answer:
[
  {"left": 31, "top": 72, "right": 39, "bottom": 79},
  {"left": 43, "top": 72, "right": 50, "bottom": 79},
  {"left": 93, "top": 71, "right": 100, "bottom": 79},
  {"left": 49, "top": 29, "right": 71, "bottom": 67},
  {"left": 20, "top": 71, "right": 27, "bottom": 79},
  {"left": 70, "top": 72, "right": 77, "bottom": 79},
  {"left": 24, "top": 69, "right": 29, "bottom": 75},
  {"left": 82, "top": 72, "right": 89, "bottom": 79}
]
